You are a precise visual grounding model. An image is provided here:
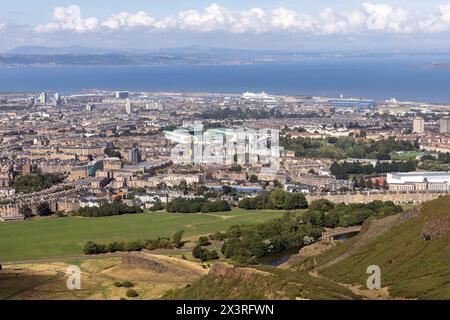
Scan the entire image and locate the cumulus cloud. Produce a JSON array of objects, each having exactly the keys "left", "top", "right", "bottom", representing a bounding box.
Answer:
[
  {"left": 33, "top": 2, "right": 450, "bottom": 35},
  {"left": 419, "top": 3, "right": 450, "bottom": 33},
  {"left": 102, "top": 11, "right": 157, "bottom": 29},
  {"left": 35, "top": 5, "right": 98, "bottom": 33}
]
